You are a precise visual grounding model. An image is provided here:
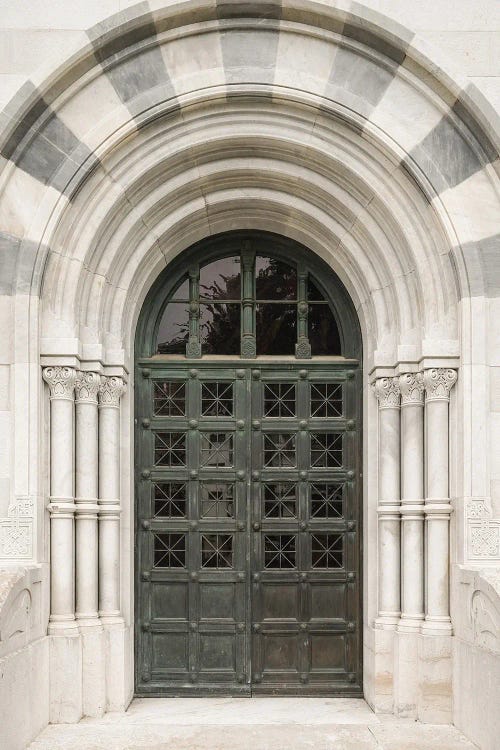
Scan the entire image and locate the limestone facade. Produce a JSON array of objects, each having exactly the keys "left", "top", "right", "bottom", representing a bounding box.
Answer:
[{"left": 0, "top": 2, "right": 499, "bottom": 749}]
